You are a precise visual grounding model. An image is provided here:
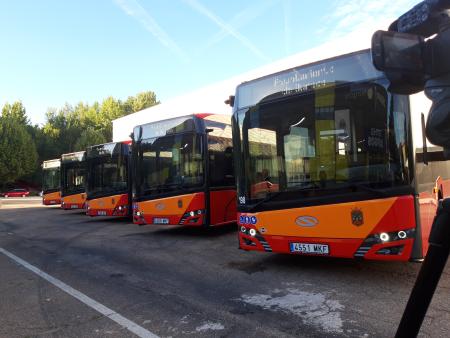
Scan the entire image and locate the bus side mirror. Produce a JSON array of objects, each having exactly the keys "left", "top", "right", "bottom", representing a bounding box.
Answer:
[{"left": 225, "top": 95, "right": 235, "bottom": 107}]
